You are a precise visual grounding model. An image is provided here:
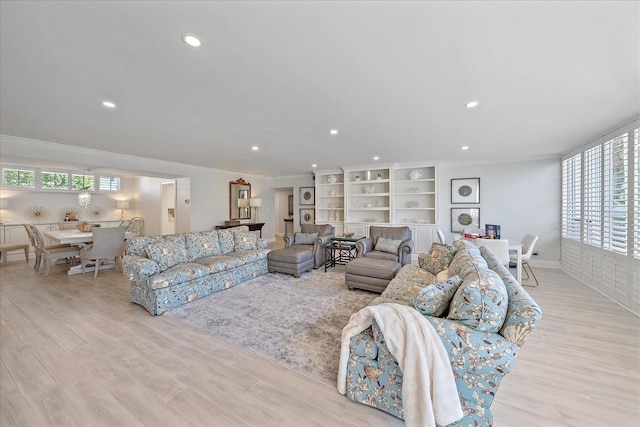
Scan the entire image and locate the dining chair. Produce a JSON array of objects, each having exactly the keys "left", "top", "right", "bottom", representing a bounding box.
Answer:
[
  {"left": 80, "top": 226, "right": 127, "bottom": 277},
  {"left": 436, "top": 229, "right": 446, "bottom": 244},
  {"left": 122, "top": 217, "right": 144, "bottom": 236},
  {"left": 475, "top": 238, "right": 510, "bottom": 267},
  {"left": 30, "top": 225, "right": 81, "bottom": 276},
  {"left": 511, "top": 234, "right": 539, "bottom": 287}
]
